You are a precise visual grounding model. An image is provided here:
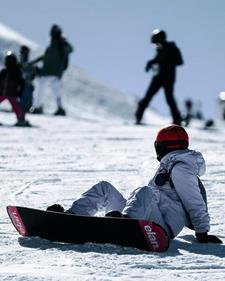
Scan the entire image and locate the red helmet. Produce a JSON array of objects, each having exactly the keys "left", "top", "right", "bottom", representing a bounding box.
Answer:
[{"left": 154, "top": 124, "right": 189, "bottom": 160}]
